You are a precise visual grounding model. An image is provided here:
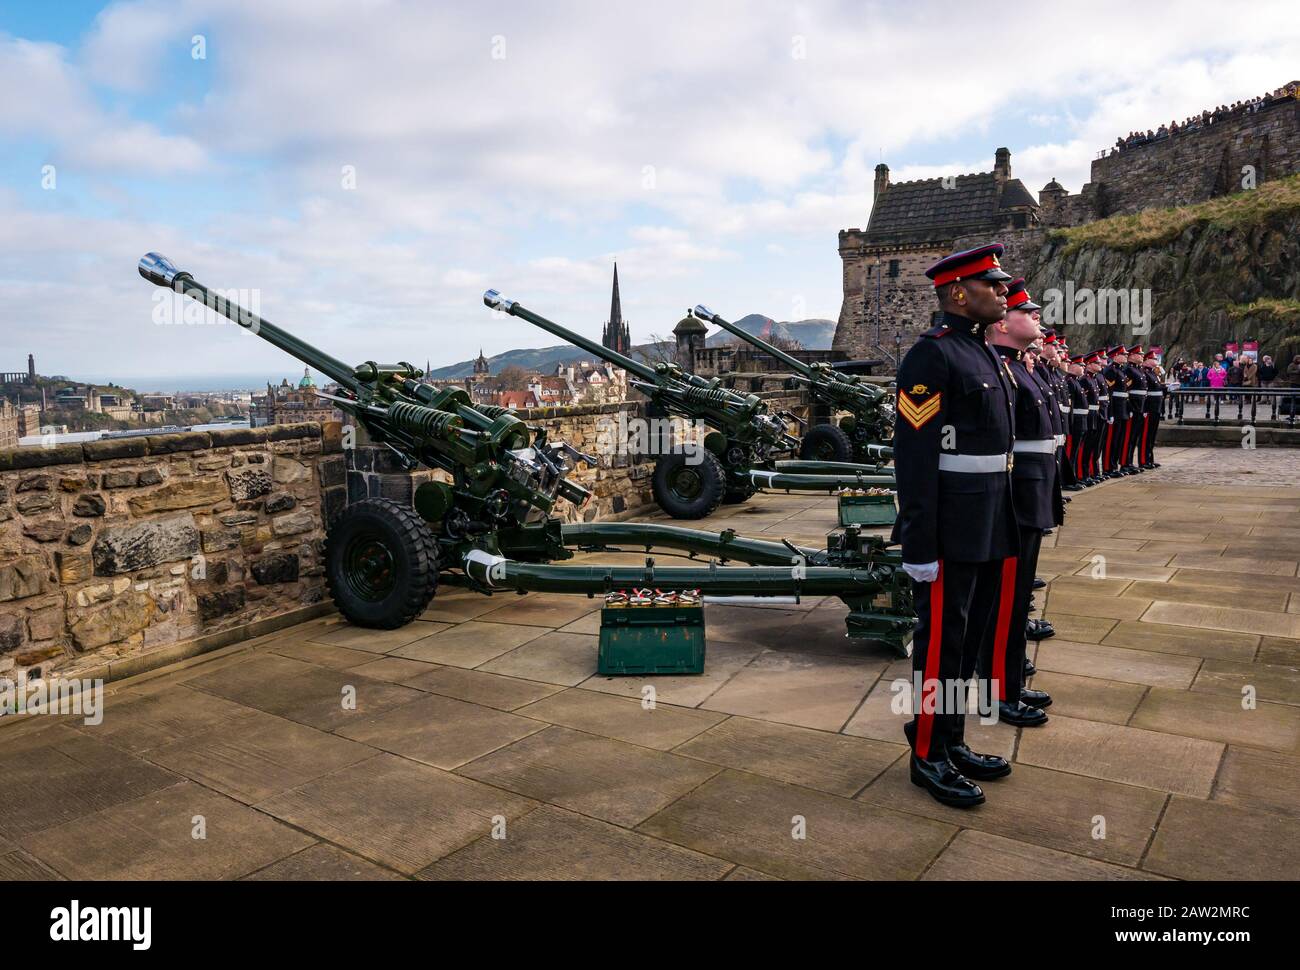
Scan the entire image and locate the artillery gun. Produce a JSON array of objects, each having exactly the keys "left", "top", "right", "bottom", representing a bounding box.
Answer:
[
  {"left": 485, "top": 291, "right": 894, "bottom": 520},
  {"left": 138, "top": 254, "right": 915, "bottom": 655},
  {"left": 691, "top": 305, "right": 894, "bottom": 464}
]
